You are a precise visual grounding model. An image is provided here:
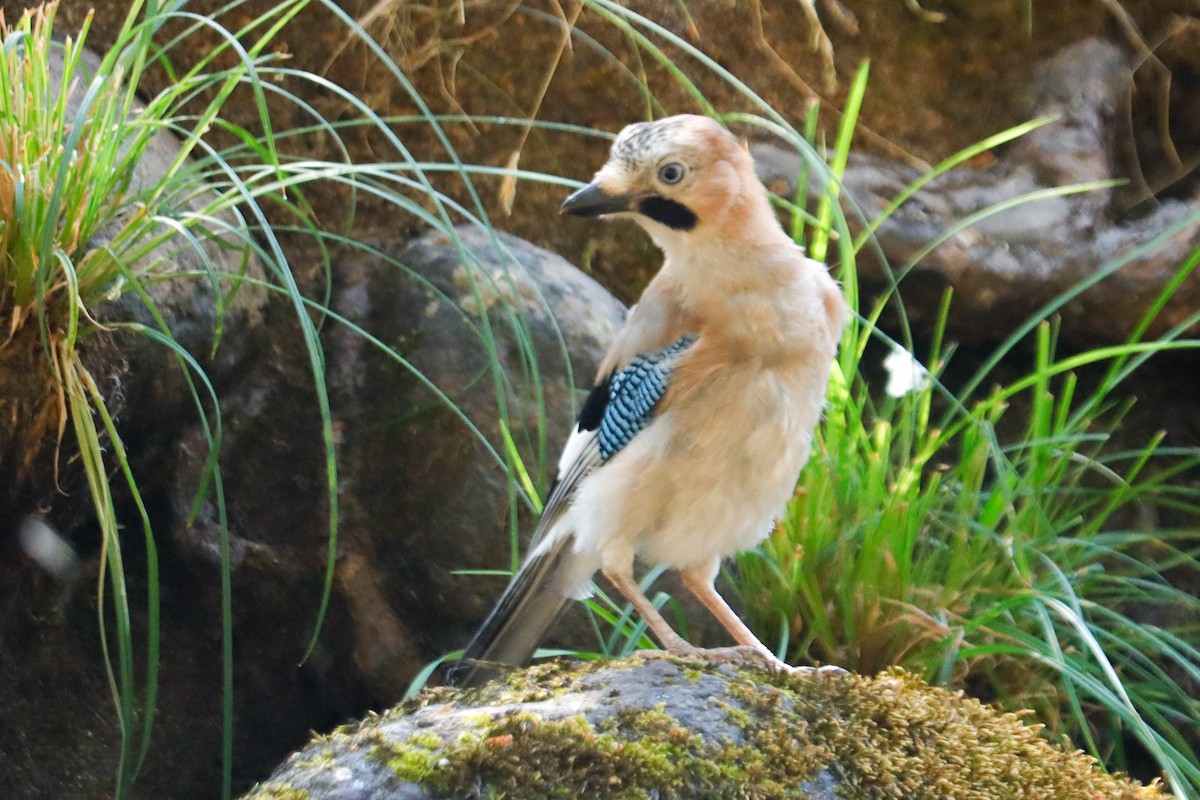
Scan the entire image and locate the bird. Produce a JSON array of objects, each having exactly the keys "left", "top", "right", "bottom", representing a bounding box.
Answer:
[{"left": 448, "top": 114, "right": 848, "bottom": 687}]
